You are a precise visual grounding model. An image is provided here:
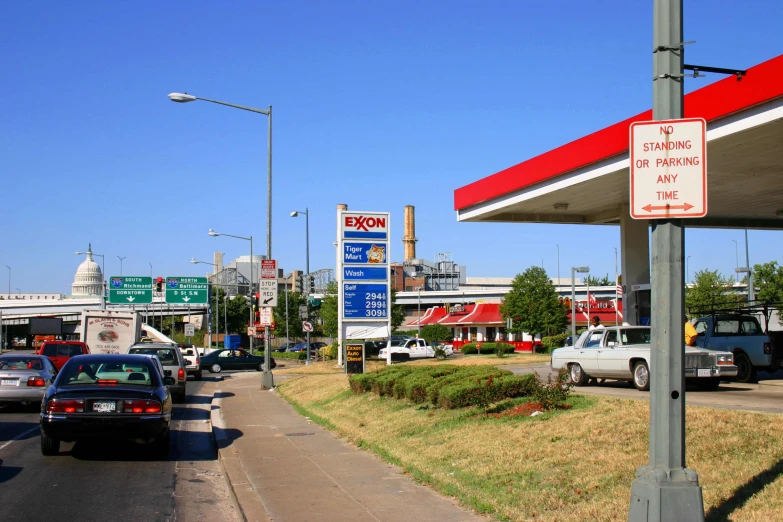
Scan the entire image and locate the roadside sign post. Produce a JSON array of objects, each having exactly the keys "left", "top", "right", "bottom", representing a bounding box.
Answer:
[
  {"left": 302, "top": 321, "right": 313, "bottom": 332},
  {"left": 628, "top": 0, "right": 705, "bottom": 520},
  {"left": 108, "top": 276, "right": 153, "bottom": 304},
  {"left": 261, "top": 260, "right": 276, "bottom": 389},
  {"left": 184, "top": 324, "right": 195, "bottom": 337}
]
